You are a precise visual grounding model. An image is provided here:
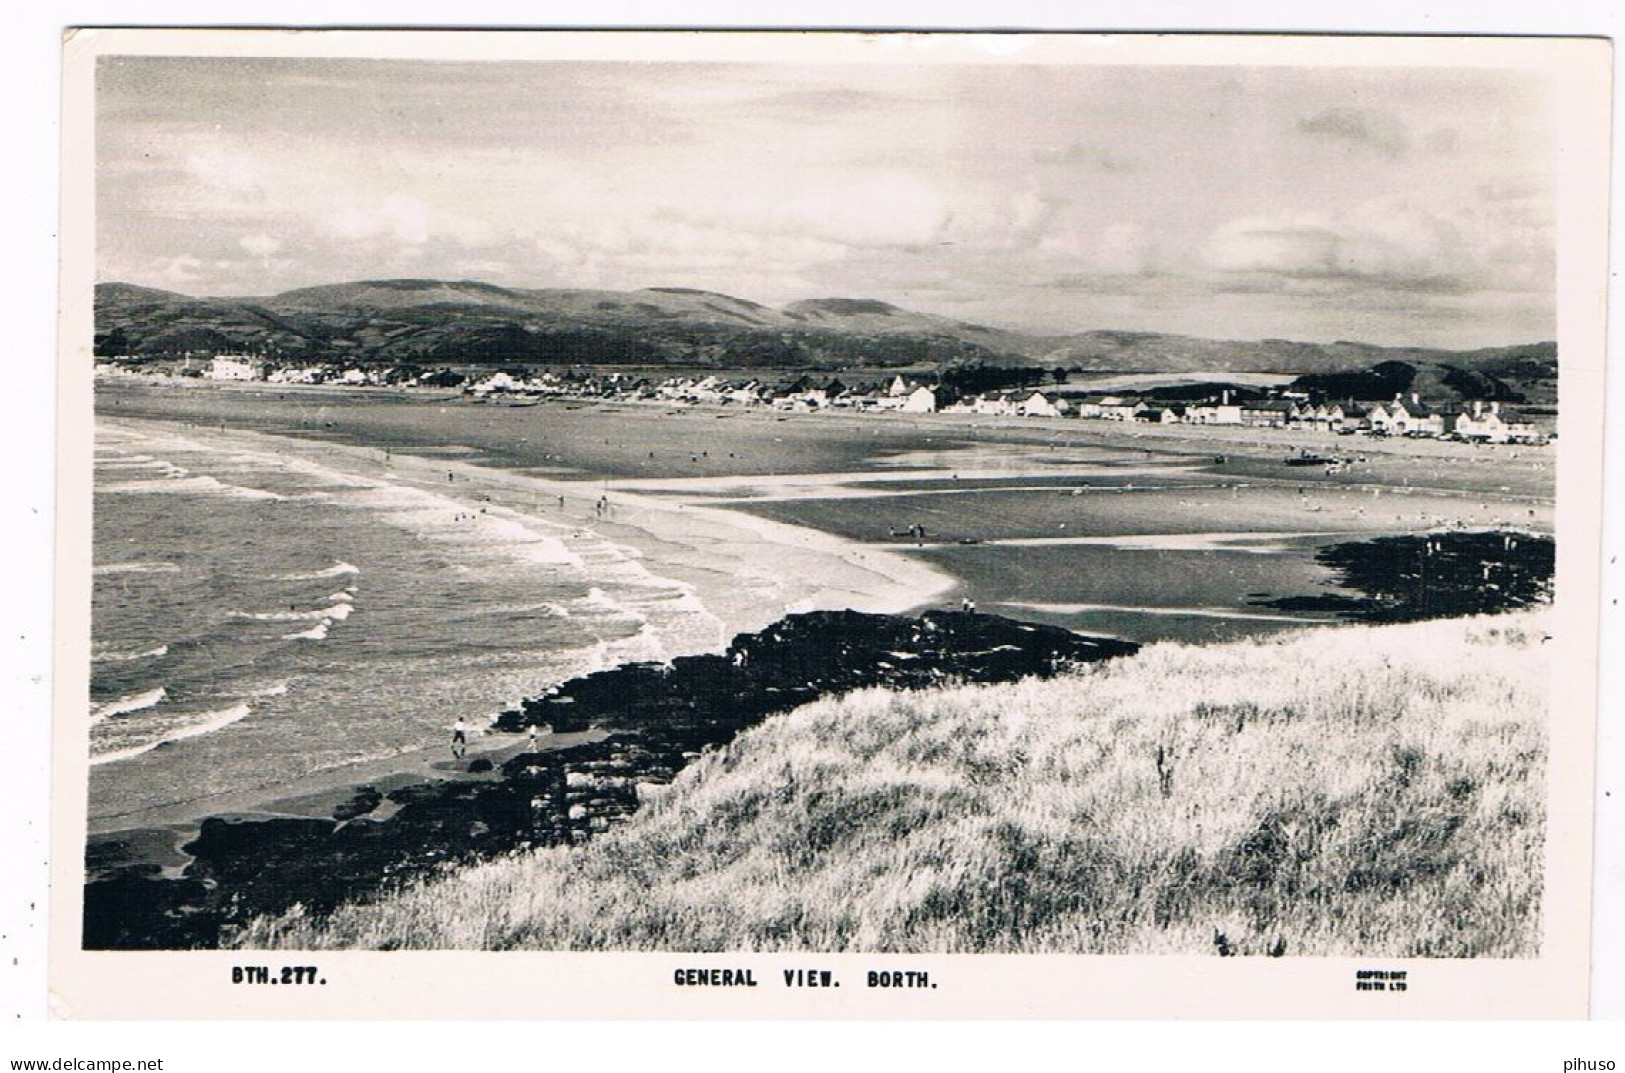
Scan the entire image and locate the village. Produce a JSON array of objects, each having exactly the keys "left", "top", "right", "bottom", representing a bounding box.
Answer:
[{"left": 111, "top": 352, "right": 1552, "bottom": 447}]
